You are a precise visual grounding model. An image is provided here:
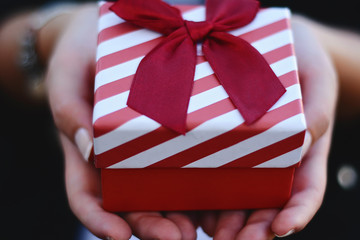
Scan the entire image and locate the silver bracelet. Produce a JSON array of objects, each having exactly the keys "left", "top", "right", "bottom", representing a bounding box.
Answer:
[
  {"left": 17, "top": 4, "right": 76, "bottom": 97},
  {"left": 18, "top": 27, "right": 44, "bottom": 94}
]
